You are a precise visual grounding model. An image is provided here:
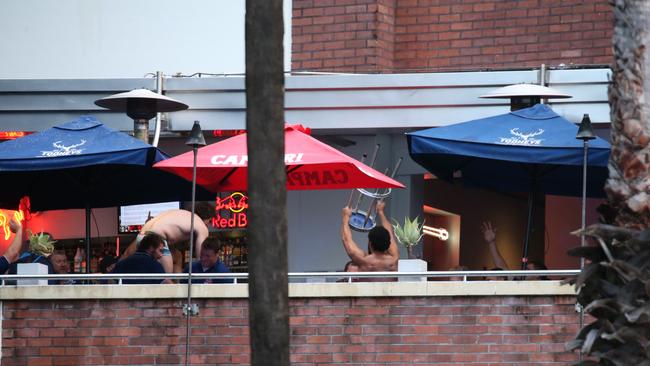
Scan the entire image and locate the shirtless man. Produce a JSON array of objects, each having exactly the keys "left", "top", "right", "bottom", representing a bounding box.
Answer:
[
  {"left": 122, "top": 203, "right": 214, "bottom": 273},
  {"left": 341, "top": 201, "right": 399, "bottom": 274}
]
